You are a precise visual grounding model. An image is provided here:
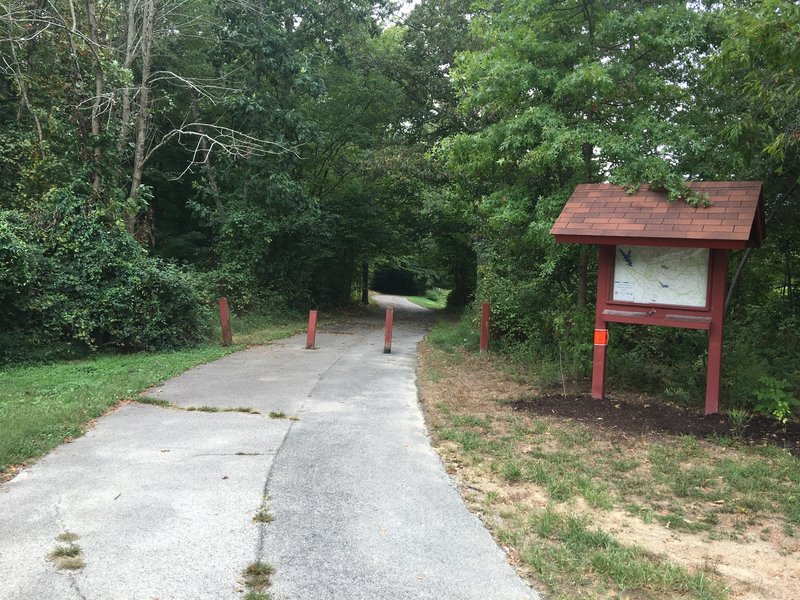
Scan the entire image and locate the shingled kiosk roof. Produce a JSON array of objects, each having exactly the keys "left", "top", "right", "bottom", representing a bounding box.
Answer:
[{"left": 550, "top": 182, "right": 765, "bottom": 249}]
